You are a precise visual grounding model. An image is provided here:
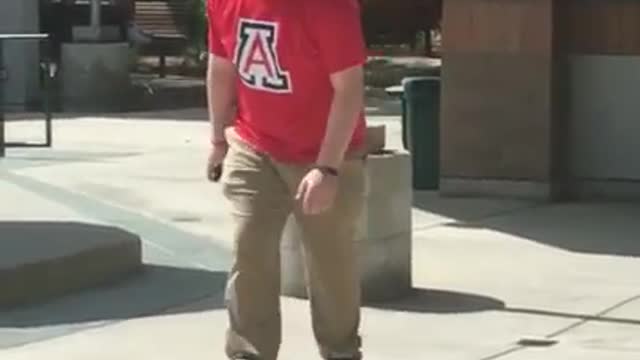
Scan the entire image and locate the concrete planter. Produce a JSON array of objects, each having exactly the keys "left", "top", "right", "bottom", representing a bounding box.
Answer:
[
  {"left": 60, "top": 42, "right": 131, "bottom": 112},
  {"left": 281, "top": 150, "right": 412, "bottom": 303}
]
